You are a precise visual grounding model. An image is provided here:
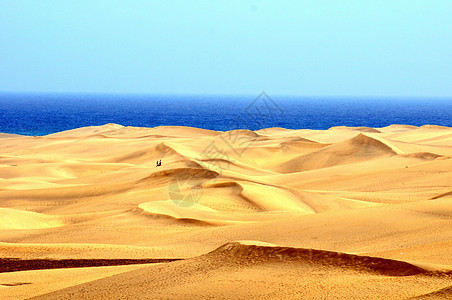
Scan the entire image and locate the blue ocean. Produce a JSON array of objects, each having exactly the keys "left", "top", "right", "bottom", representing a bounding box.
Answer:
[{"left": 0, "top": 93, "right": 451, "bottom": 136}]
